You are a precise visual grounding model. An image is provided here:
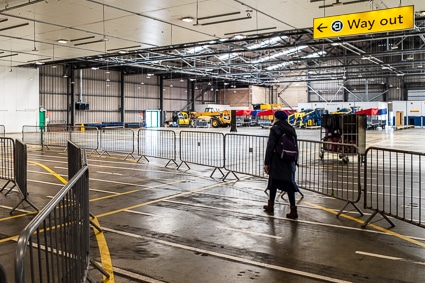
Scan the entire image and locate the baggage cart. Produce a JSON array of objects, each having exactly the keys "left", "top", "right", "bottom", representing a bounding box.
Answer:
[{"left": 319, "top": 114, "right": 366, "bottom": 163}]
